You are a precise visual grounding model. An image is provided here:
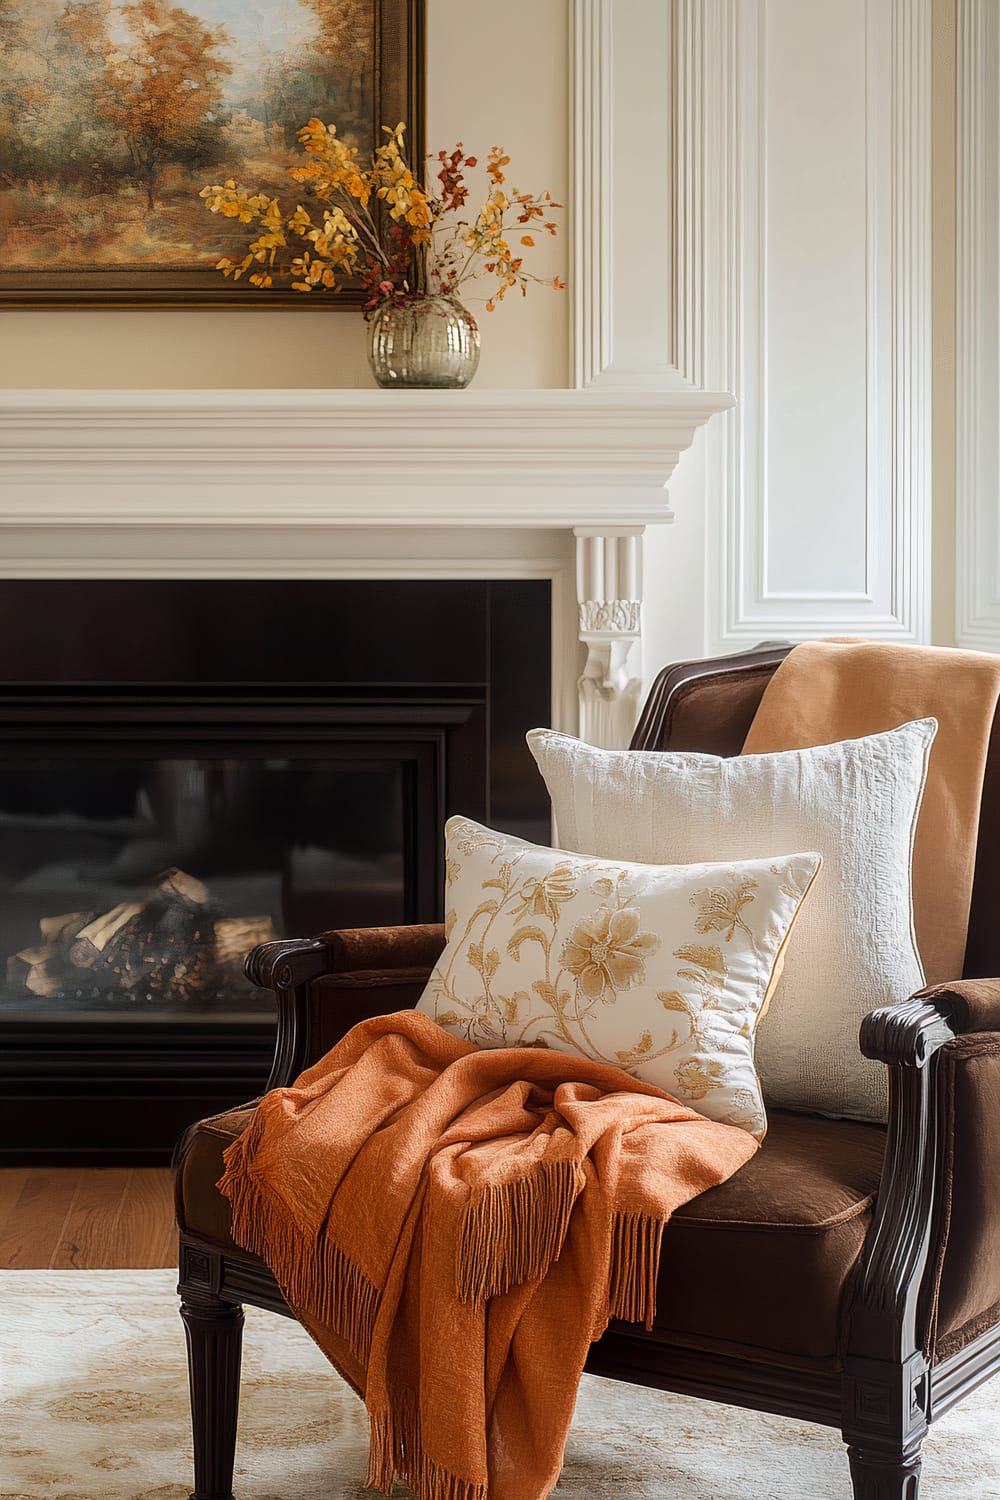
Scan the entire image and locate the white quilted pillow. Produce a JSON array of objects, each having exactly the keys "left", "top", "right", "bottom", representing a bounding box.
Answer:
[{"left": 527, "top": 719, "right": 937, "bottom": 1123}]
